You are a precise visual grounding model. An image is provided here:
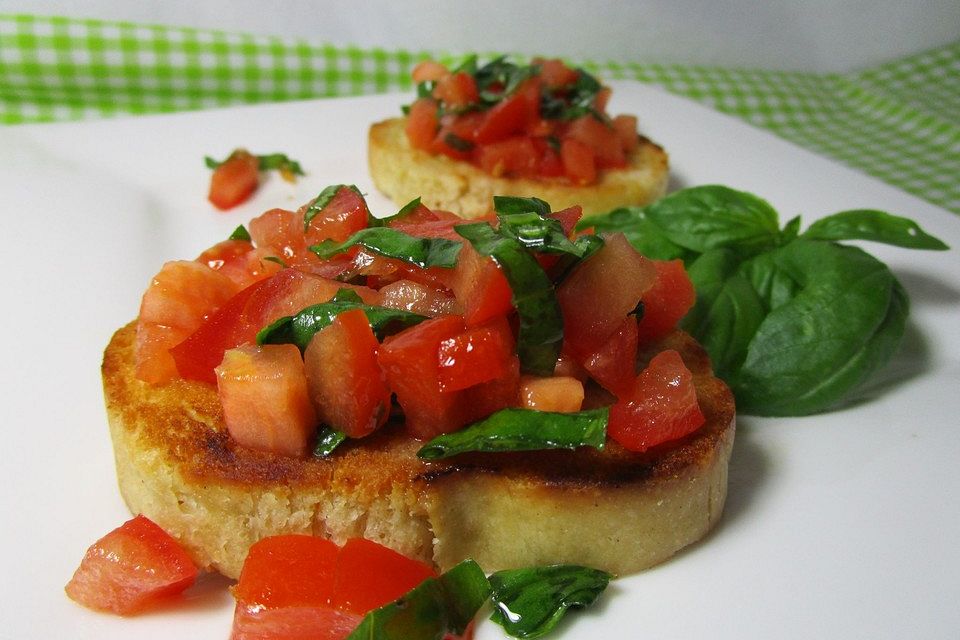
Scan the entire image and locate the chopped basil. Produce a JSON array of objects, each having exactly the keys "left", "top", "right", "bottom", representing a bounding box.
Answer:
[
  {"left": 493, "top": 196, "right": 552, "bottom": 218},
  {"left": 455, "top": 222, "right": 563, "bottom": 376},
  {"left": 368, "top": 197, "right": 423, "bottom": 228},
  {"left": 263, "top": 256, "right": 288, "bottom": 268},
  {"left": 488, "top": 565, "right": 613, "bottom": 639},
  {"left": 417, "top": 407, "right": 608, "bottom": 460},
  {"left": 313, "top": 427, "right": 346, "bottom": 457},
  {"left": 257, "top": 289, "right": 427, "bottom": 351},
  {"left": 310, "top": 227, "right": 462, "bottom": 269},
  {"left": 228, "top": 224, "right": 251, "bottom": 242},
  {"left": 443, "top": 133, "right": 475, "bottom": 152},
  {"left": 345, "top": 559, "right": 490, "bottom": 640},
  {"left": 303, "top": 184, "right": 364, "bottom": 231}
]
